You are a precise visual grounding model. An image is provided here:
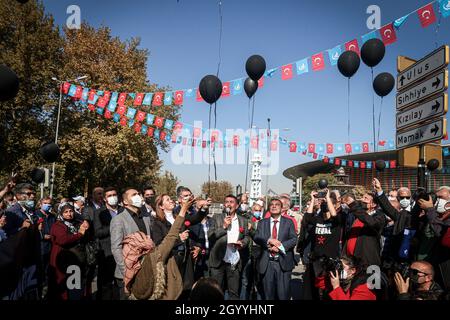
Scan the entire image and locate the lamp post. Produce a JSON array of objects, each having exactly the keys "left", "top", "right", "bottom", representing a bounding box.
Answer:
[
  {"left": 236, "top": 184, "right": 242, "bottom": 196},
  {"left": 49, "top": 75, "right": 88, "bottom": 198}
]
